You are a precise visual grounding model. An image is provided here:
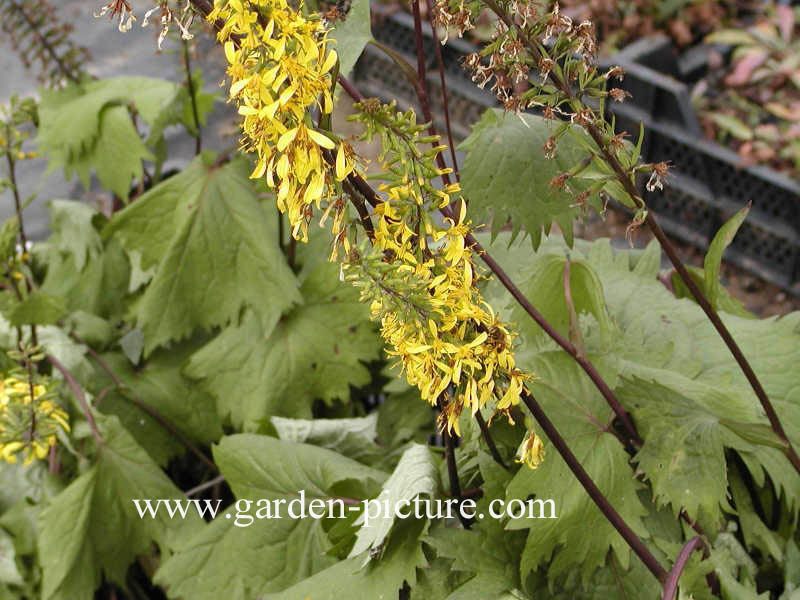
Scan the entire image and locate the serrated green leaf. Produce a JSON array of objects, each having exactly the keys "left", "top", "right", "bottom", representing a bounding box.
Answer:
[
  {"left": 156, "top": 434, "right": 387, "bottom": 598},
  {"left": 616, "top": 377, "right": 733, "bottom": 522},
  {"left": 62, "top": 105, "right": 153, "bottom": 201},
  {"left": 37, "top": 76, "right": 180, "bottom": 162},
  {"left": 105, "top": 154, "right": 300, "bottom": 355},
  {"left": 424, "top": 521, "right": 524, "bottom": 599},
  {"left": 46, "top": 200, "right": 103, "bottom": 272},
  {"left": 459, "top": 109, "right": 602, "bottom": 249},
  {"left": 505, "top": 354, "right": 649, "bottom": 584},
  {"left": 350, "top": 444, "right": 439, "bottom": 558},
  {"left": 1, "top": 291, "right": 67, "bottom": 327},
  {"left": 39, "top": 415, "right": 201, "bottom": 599},
  {"left": 88, "top": 344, "right": 222, "bottom": 467},
  {"left": 186, "top": 261, "right": 380, "bottom": 429},
  {"left": 261, "top": 517, "right": 428, "bottom": 600}
]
